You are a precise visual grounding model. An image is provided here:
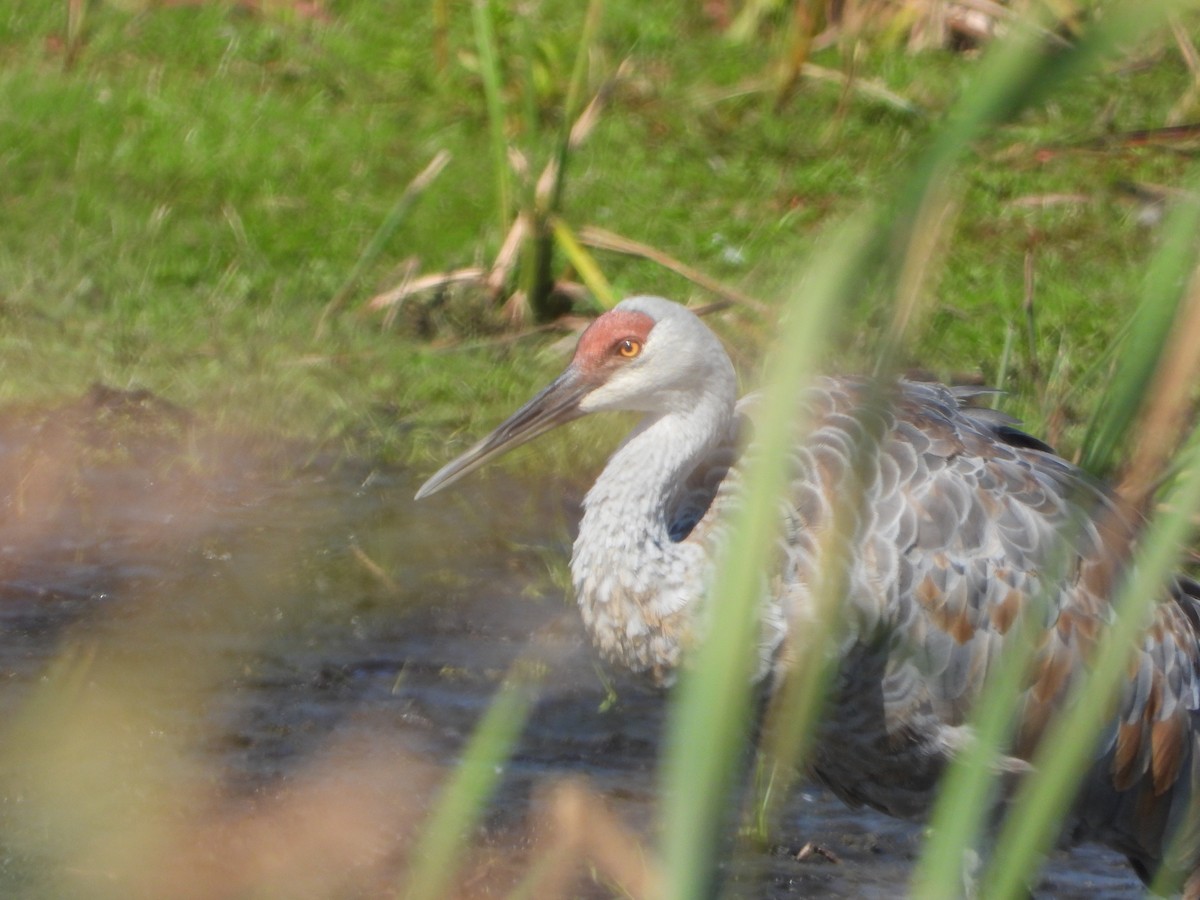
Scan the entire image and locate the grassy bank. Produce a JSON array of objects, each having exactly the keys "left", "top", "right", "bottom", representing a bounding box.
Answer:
[{"left": 2, "top": 1, "right": 1197, "bottom": 476}]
